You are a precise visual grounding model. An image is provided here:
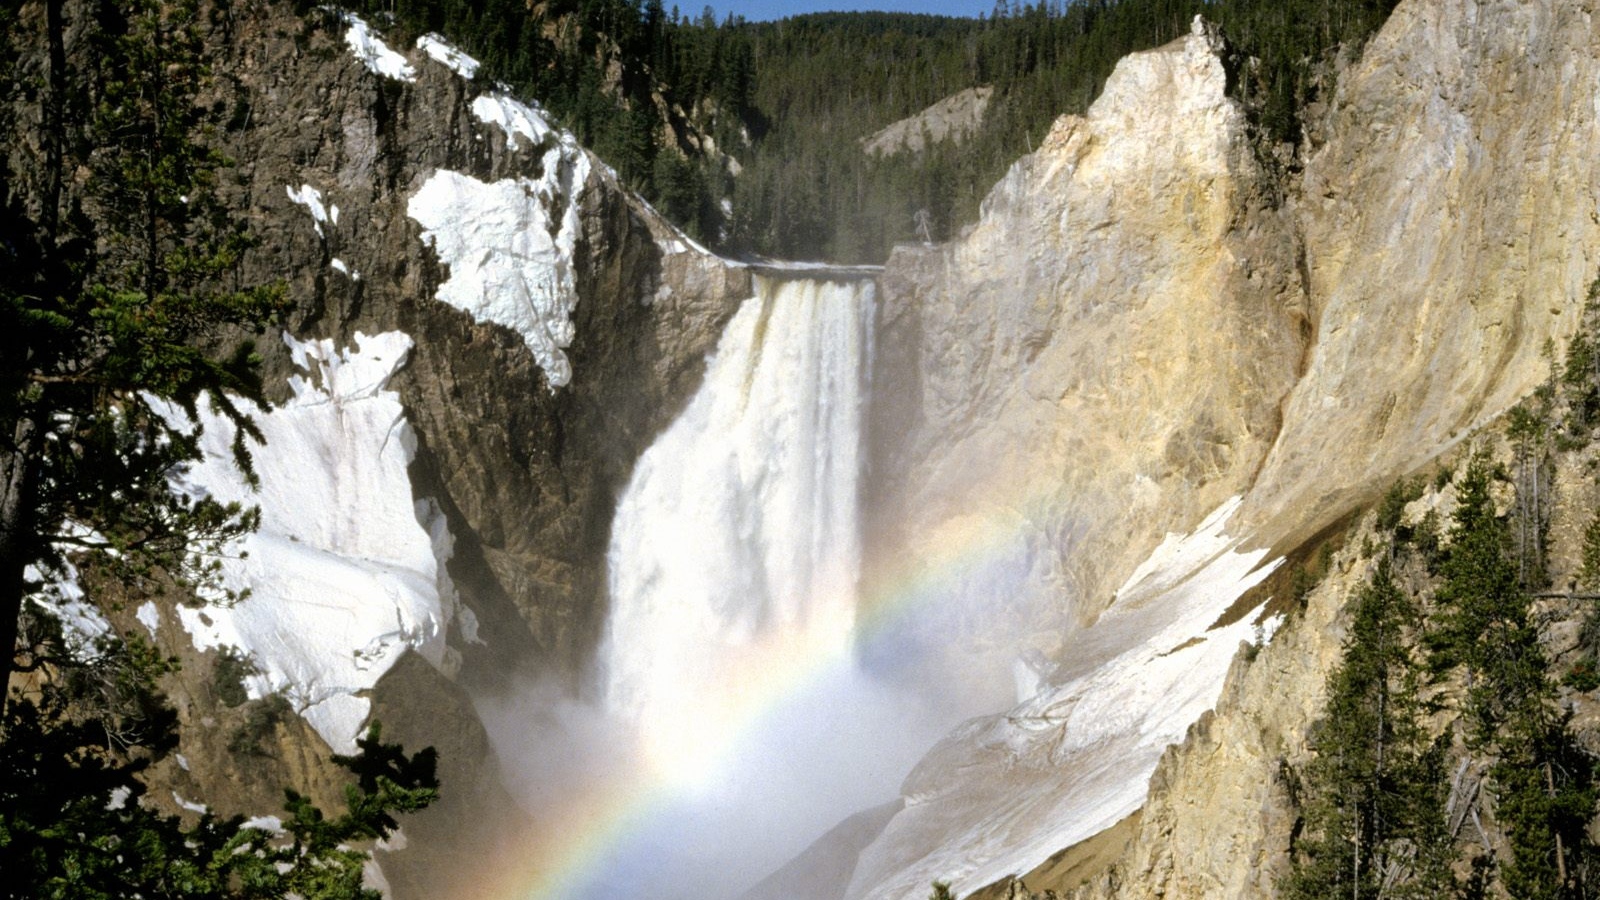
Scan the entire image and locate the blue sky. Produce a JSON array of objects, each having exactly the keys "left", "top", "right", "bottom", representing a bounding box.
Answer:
[{"left": 696, "top": 1, "right": 998, "bottom": 22}]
